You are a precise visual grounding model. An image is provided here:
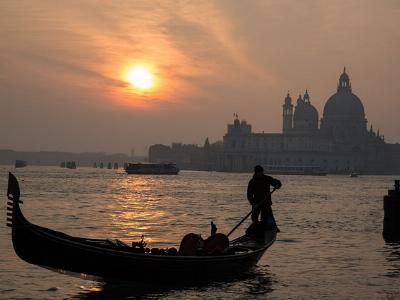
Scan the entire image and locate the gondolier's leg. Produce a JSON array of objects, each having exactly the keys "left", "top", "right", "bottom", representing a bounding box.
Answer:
[
  {"left": 260, "top": 205, "right": 270, "bottom": 225},
  {"left": 251, "top": 204, "right": 261, "bottom": 223},
  {"left": 262, "top": 207, "right": 280, "bottom": 231}
]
